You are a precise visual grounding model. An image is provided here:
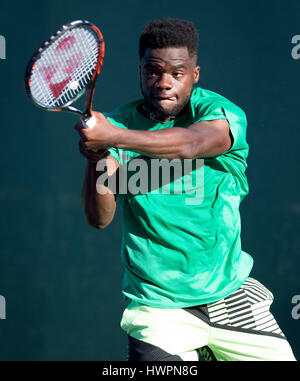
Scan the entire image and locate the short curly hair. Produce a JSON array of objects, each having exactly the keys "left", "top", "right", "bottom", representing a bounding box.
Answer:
[{"left": 139, "top": 18, "right": 199, "bottom": 59}]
